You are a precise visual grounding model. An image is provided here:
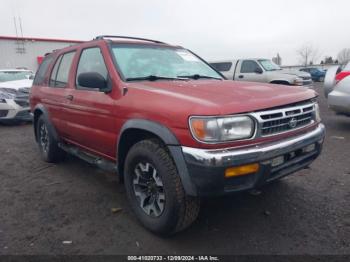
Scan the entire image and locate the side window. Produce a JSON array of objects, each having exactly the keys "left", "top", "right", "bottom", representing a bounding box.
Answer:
[
  {"left": 49, "top": 51, "right": 75, "bottom": 88},
  {"left": 33, "top": 55, "right": 53, "bottom": 85},
  {"left": 49, "top": 56, "right": 62, "bottom": 86},
  {"left": 241, "top": 60, "right": 260, "bottom": 73},
  {"left": 76, "top": 47, "right": 108, "bottom": 88},
  {"left": 210, "top": 62, "right": 232, "bottom": 72}
]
